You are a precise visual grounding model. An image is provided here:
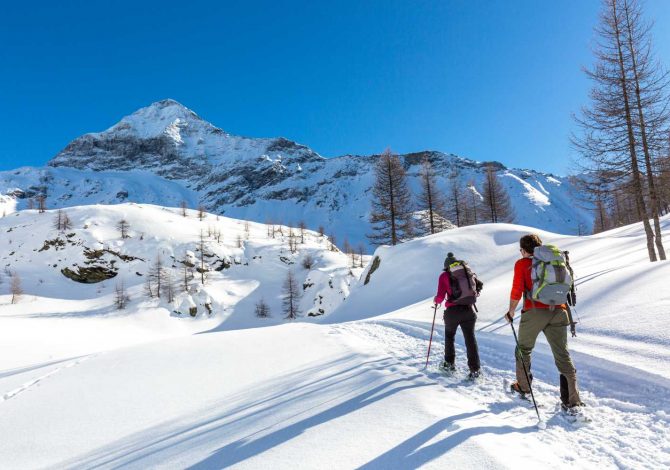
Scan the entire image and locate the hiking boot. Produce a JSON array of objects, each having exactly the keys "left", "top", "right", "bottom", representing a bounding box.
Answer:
[
  {"left": 561, "top": 401, "right": 586, "bottom": 414},
  {"left": 468, "top": 370, "right": 481, "bottom": 380},
  {"left": 509, "top": 381, "right": 530, "bottom": 396},
  {"left": 440, "top": 361, "right": 456, "bottom": 373}
]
